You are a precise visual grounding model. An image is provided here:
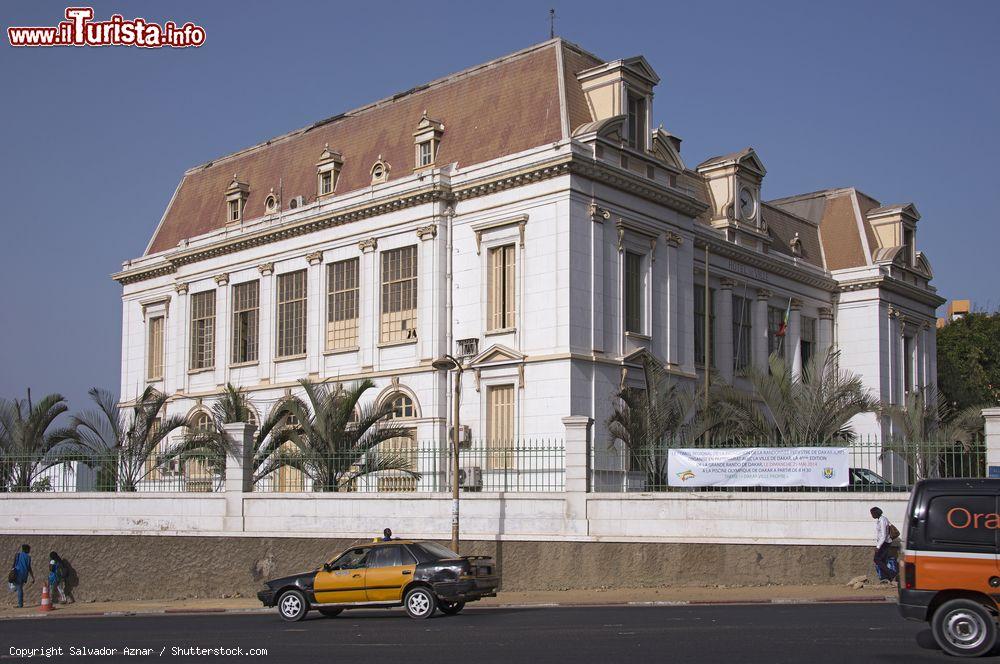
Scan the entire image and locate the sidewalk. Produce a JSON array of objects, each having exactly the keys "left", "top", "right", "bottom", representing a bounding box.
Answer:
[{"left": 0, "top": 583, "right": 896, "bottom": 619}]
